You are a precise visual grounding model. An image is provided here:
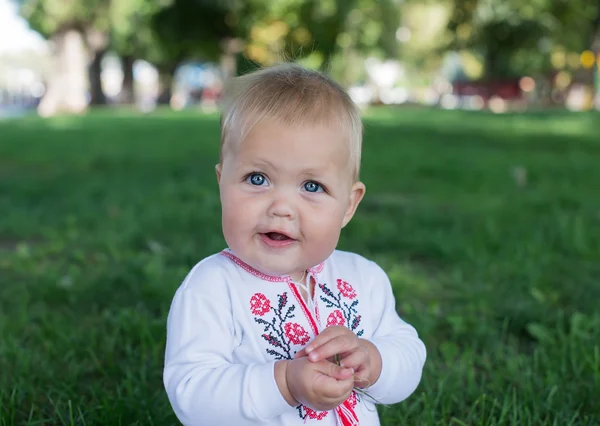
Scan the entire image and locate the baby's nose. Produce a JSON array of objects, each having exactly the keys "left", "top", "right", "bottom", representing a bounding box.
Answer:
[{"left": 267, "top": 193, "right": 296, "bottom": 219}]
